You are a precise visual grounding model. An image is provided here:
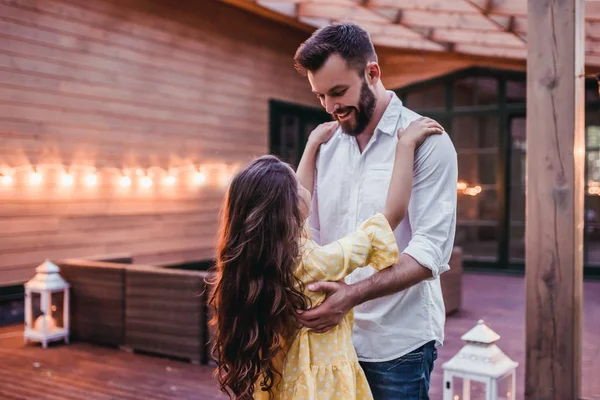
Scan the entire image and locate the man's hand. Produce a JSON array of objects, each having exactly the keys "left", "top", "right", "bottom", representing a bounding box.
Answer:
[{"left": 296, "top": 281, "right": 355, "bottom": 333}]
